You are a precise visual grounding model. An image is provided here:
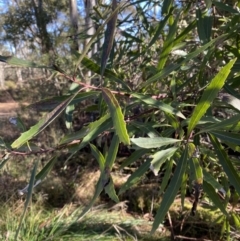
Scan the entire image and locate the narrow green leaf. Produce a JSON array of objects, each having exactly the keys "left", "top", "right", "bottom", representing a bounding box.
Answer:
[
  {"left": 0, "top": 55, "right": 47, "bottom": 68},
  {"left": 81, "top": 57, "right": 131, "bottom": 91},
  {"left": 232, "top": 213, "right": 240, "bottom": 228},
  {"left": 101, "top": 0, "right": 118, "bottom": 77},
  {"left": 77, "top": 177, "right": 104, "bottom": 220},
  {"left": 148, "top": 10, "right": 172, "bottom": 48},
  {"left": 209, "top": 130, "right": 240, "bottom": 145},
  {"left": 35, "top": 156, "right": 57, "bottom": 182},
  {"left": 120, "top": 149, "right": 148, "bottom": 168},
  {"left": 131, "top": 93, "right": 185, "bottom": 119},
  {"left": 197, "top": 114, "right": 240, "bottom": 134},
  {"left": 157, "top": 12, "right": 180, "bottom": 70},
  {"left": 142, "top": 34, "right": 228, "bottom": 88},
  {"left": 102, "top": 88, "right": 130, "bottom": 145},
  {"left": 213, "top": 1, "right": 239, "bottom": 13},
  {"left": 196, "top": 8, "right": 213, "bottom": 44},
  {"left": 90, "top": 144, "right": 105, "bottom": 172},
  {"left": 15, "top": 159, "right": 39, "bottom": 240},
  {"left": 209, "top": 134, "right": 240, "bottom": 195},
  {"left": 60, "top": 127, "right": 89, "bottom": 145},
  {"left": 105, "top": 134, "right": 119, "bottom": 169},
  {"left": 150, "top": 147, "right": 178, "bottom": 176},
  {"left": 203, "top": 181, "right": 228, "bottom": 216},
  {"left": 131, "top": 137, "right": 181, "bottom": 149},
  {"left": 189, "top": 157, "right": 203, "bottom": 185},
  {"left": 151, "top": 146, "right": 188, "bottom": 234},
  {"left": 203, "top": 169, "right": 223, "bottom": 191},
  {"left": 187, "top": 58, "right": 237, "bottom": 137},
  {"left": 118, "top": 160, "right": 151, "bottom": 195},
  {"left": 30, "top": 91, "right": 99, "bottom": 111},
  {"left": 159, "top": 159, "right": 173, "bottom": 195},
  {"left": 11, "top": 89, "right": 82, "bottom": 149},
  {"left": 162, "top": 0, "right": 173, "bottom": 15},
  {"left": 105, "top": 175, "right": 119, "bottom": 203},
  {"left": 78, "top": 114, "right": 112, "bottom": 150}
]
